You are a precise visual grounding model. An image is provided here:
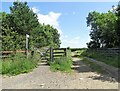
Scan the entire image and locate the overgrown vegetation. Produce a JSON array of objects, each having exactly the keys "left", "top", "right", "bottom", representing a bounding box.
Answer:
[
  {"left": 50, "top": 49, "right": 73, "bottom": 72},
  {"left": 50, "top": 56, "right": 73, "bottom": 72},
  {"left": 1, "top": 53, "right": 39, "bottom": 76}
]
